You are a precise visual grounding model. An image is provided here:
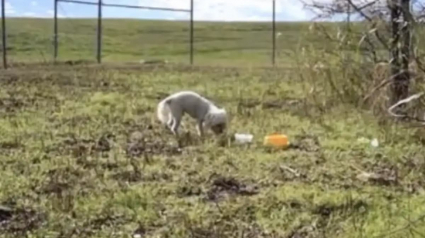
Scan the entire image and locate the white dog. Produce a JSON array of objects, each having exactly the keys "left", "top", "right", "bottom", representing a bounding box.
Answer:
[{"left": 157, "top": 91, "right": 227, "bottom": 137}]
